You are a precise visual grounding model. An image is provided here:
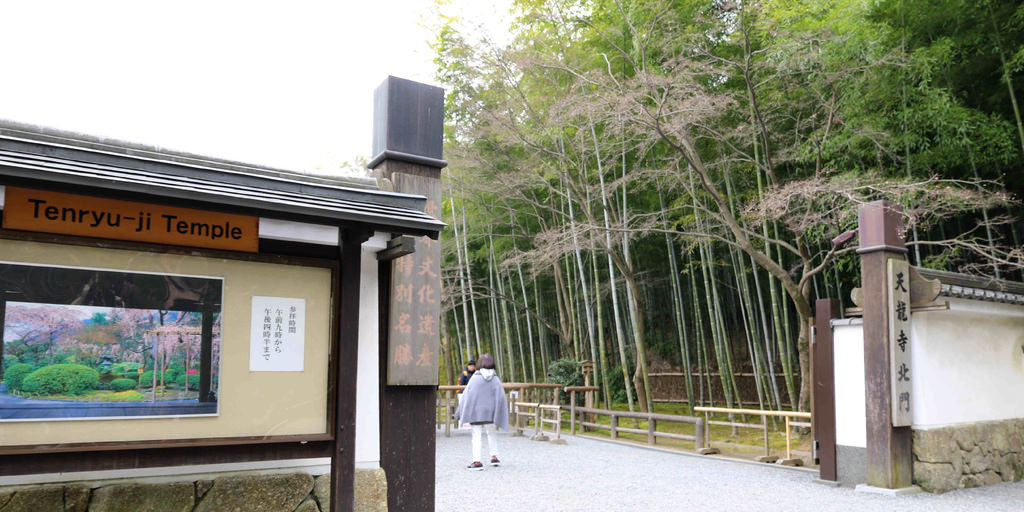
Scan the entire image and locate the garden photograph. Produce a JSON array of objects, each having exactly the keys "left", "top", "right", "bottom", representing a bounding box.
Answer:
[{"left": 0, "top": 262, "right": 223, "bottom": 420}]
